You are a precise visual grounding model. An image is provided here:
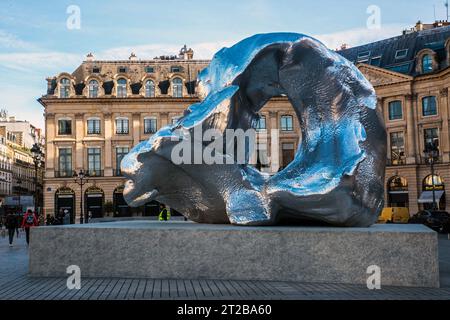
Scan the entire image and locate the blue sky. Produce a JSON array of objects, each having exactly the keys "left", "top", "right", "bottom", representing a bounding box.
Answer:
[{"left": 0, "top": 0, "right": 441, "bottom": 129}]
